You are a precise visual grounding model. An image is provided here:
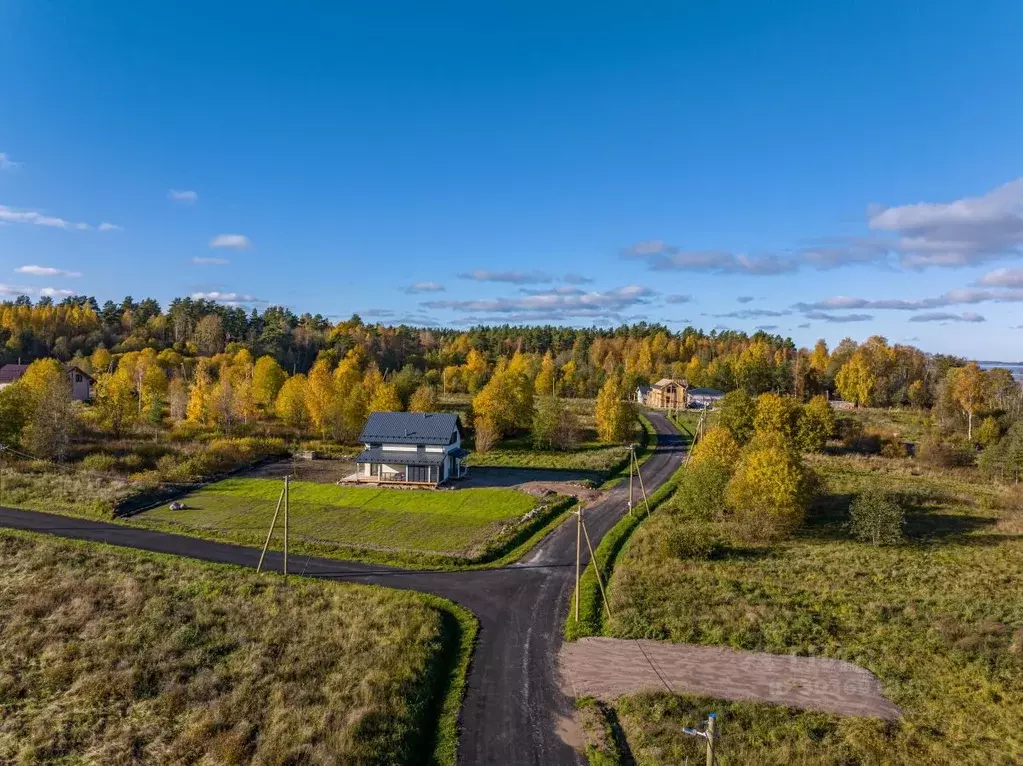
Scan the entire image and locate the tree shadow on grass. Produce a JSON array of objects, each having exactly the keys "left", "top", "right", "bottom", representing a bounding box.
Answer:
[{"left": 801, "top": 491, "right": 998, "bottom": 545}]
